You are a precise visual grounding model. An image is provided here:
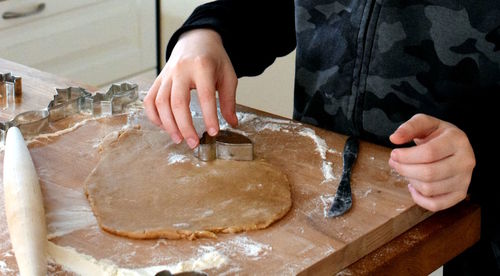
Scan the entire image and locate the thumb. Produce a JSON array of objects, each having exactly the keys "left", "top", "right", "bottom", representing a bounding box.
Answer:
[
  {"left": 390, "top": 114, "right": 440, "bottom": 145},
  {"left": 217, "top": 65, "right": 238, "bottom": 127}
]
